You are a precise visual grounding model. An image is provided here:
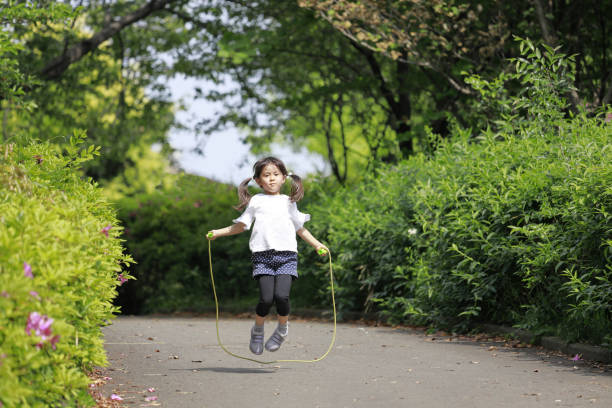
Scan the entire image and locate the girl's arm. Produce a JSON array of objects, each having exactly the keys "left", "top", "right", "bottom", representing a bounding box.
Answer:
[
  {"left": 207, "top": 223, "right": 246, "bottom": 240},
  {"left": 297, "top": 228, "right": 328, "bottom": 256}
]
